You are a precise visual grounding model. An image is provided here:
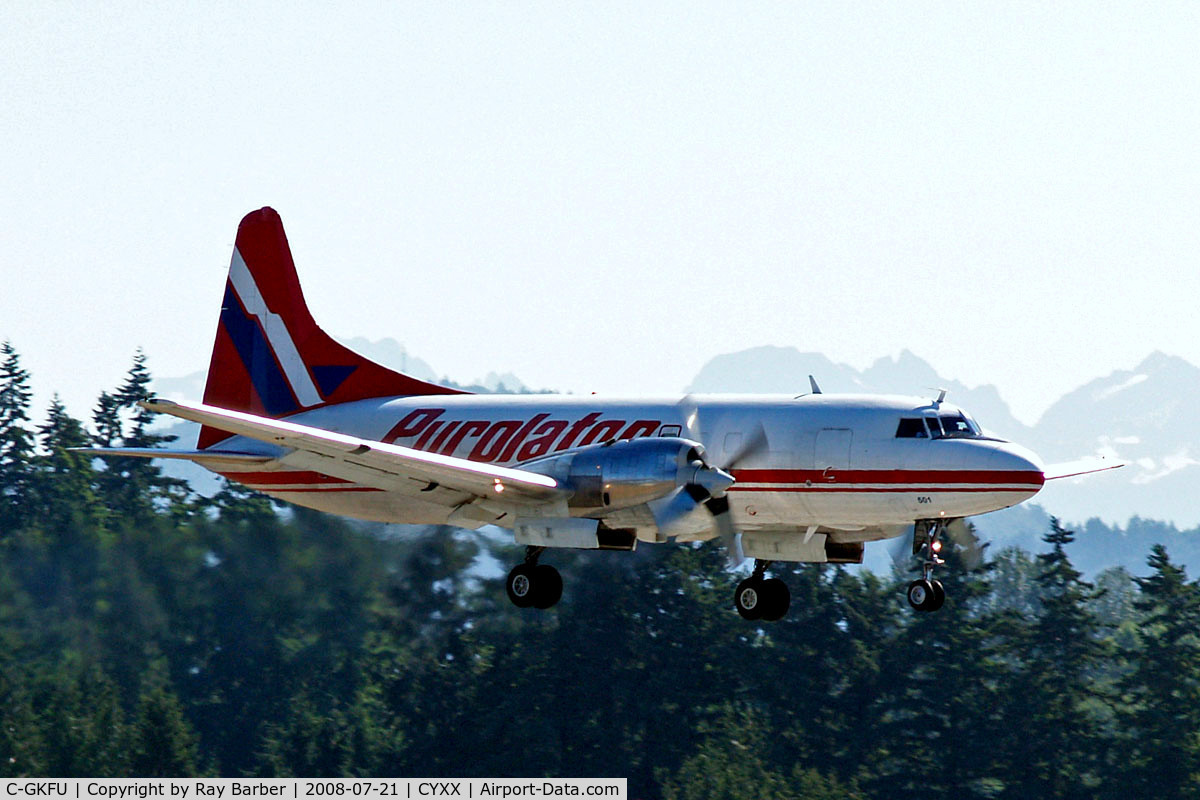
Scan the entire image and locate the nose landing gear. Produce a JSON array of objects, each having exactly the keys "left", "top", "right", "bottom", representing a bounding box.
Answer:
[
  {"left": 505, "top": 546, "right": 563, "bottom": 610},
  {"left": 908, "top": 520, "right": 946, "bottom": 612}
]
